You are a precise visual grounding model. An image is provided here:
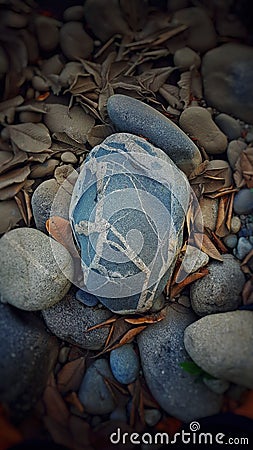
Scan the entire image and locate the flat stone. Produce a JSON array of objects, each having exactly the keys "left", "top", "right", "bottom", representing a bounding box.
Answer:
[
  {"left": 0, "top": 302, "right": 58, "bottom": 420},
  {"left": 223, "top": 234, "right": 238, "bottom": 250},
  {"left": 0, "top": 199, "right": 22, "bottom": 234},
  {"left": 137, "top": 305, "right": 222, "bottom": 422},
  {"left": 190, "top": 254, "right": 245, "bottom": 316},
  {"left": 30, "top": 159, "right": 59, "bottom": 179},
  {"left": 70, "top": 132, "right": 191, "bottom": 314},
  {"left": 60, "top": 21, "right": 94, "bottom": 61},
  {"left": 227, "top": 140, "right": 247, "bottom": 170},
  {"left": 184, "top": 311, "right": 253, "bottom": 389},
  {"left": 110, "top": 344, "right": 140, "bottom": 384},
  {"left": 202, "top": 43, "right": 253, "bottom": 124},
  {"left": 0, "top": 228, "right": 73, "bottom": 310},
  {"left": 32, "top": 179, "right": 61, "bottom": 232},
  {"left": 79, "top": 359, "right": 116, "bottom": 414},
  {"left": 215, "top": 113, "right": 241, "bottom": 141},
  {"left": 107, "top": 95, "right": 202, "bottom": 175},
  {"left": 234, "top": 236, "right": 253, "bottom": 260},
  {"left": 61, "top": 151, "right": 78, "bottom": 164},
  {"left": 42, "top": 289, "right": 111, "bottom": 350},
  {"left": 179, "top": 106, "right": 227, "bottom": 154},
  {"left": 233, "top": 188, "right": 253, "bottom": 215}
]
